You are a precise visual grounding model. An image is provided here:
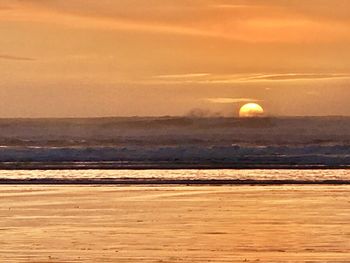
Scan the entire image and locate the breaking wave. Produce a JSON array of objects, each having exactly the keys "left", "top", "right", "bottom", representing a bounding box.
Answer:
[{"left": 0, "top": 116, "right": 348, "bottom": 167}]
